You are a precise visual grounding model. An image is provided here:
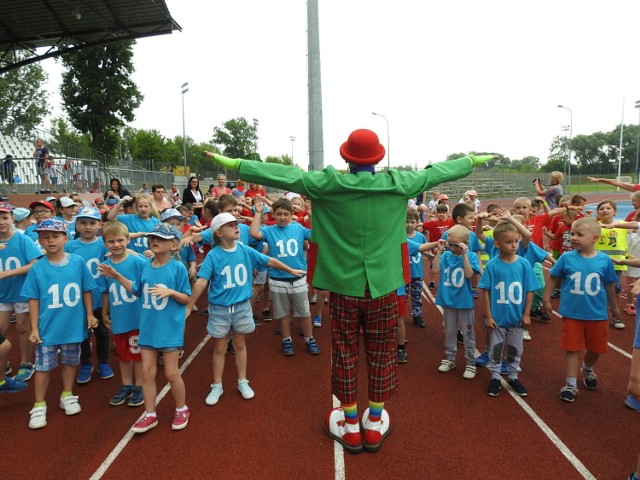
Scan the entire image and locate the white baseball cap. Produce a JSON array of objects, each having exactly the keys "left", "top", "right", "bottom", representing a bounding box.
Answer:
[{"left": 210, "top": 212, "right": 237, "bottom": 232}]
